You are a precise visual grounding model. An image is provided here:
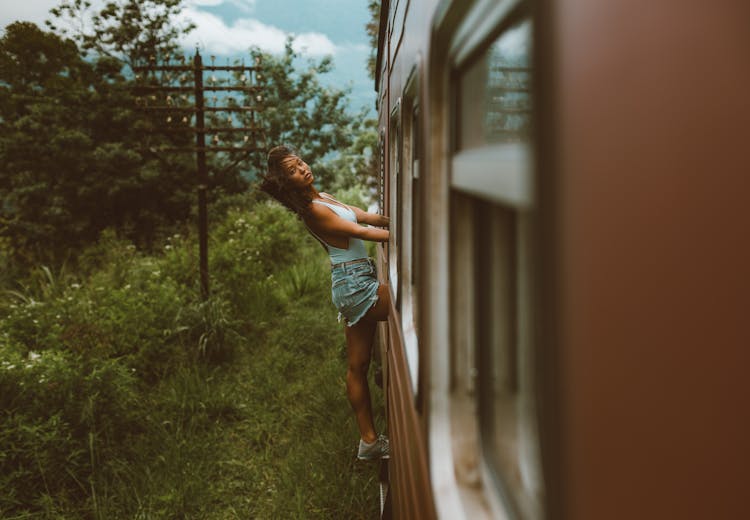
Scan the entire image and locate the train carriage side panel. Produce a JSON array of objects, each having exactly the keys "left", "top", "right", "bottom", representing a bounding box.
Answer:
[
  {"left": 552, "top": 1, "right": 750, "bottom": 518},
  {"left": 376, "top": 0, "right": 442, "bottom": 518},
  {"left": 378, "top": 0, "right": 750, "bottom": 518}
]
